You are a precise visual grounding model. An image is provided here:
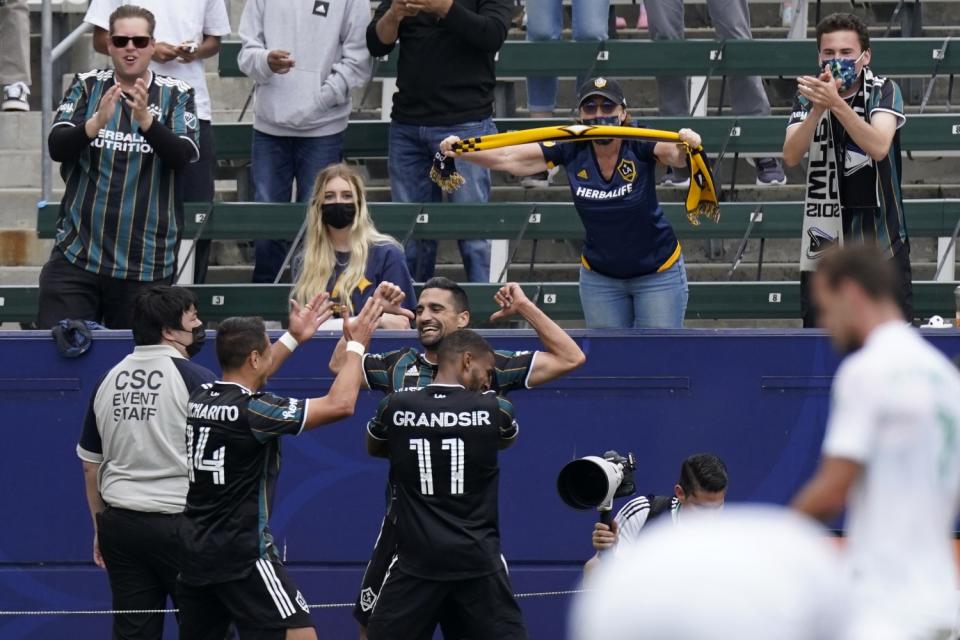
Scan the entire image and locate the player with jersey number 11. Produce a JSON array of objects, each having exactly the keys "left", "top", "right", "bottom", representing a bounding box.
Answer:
[
  {"left": 176, "top": 295, "right": 385, "bottom": 640},
  {"left": 364, "top": 329, "right": 528, "bottom": 640}
]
